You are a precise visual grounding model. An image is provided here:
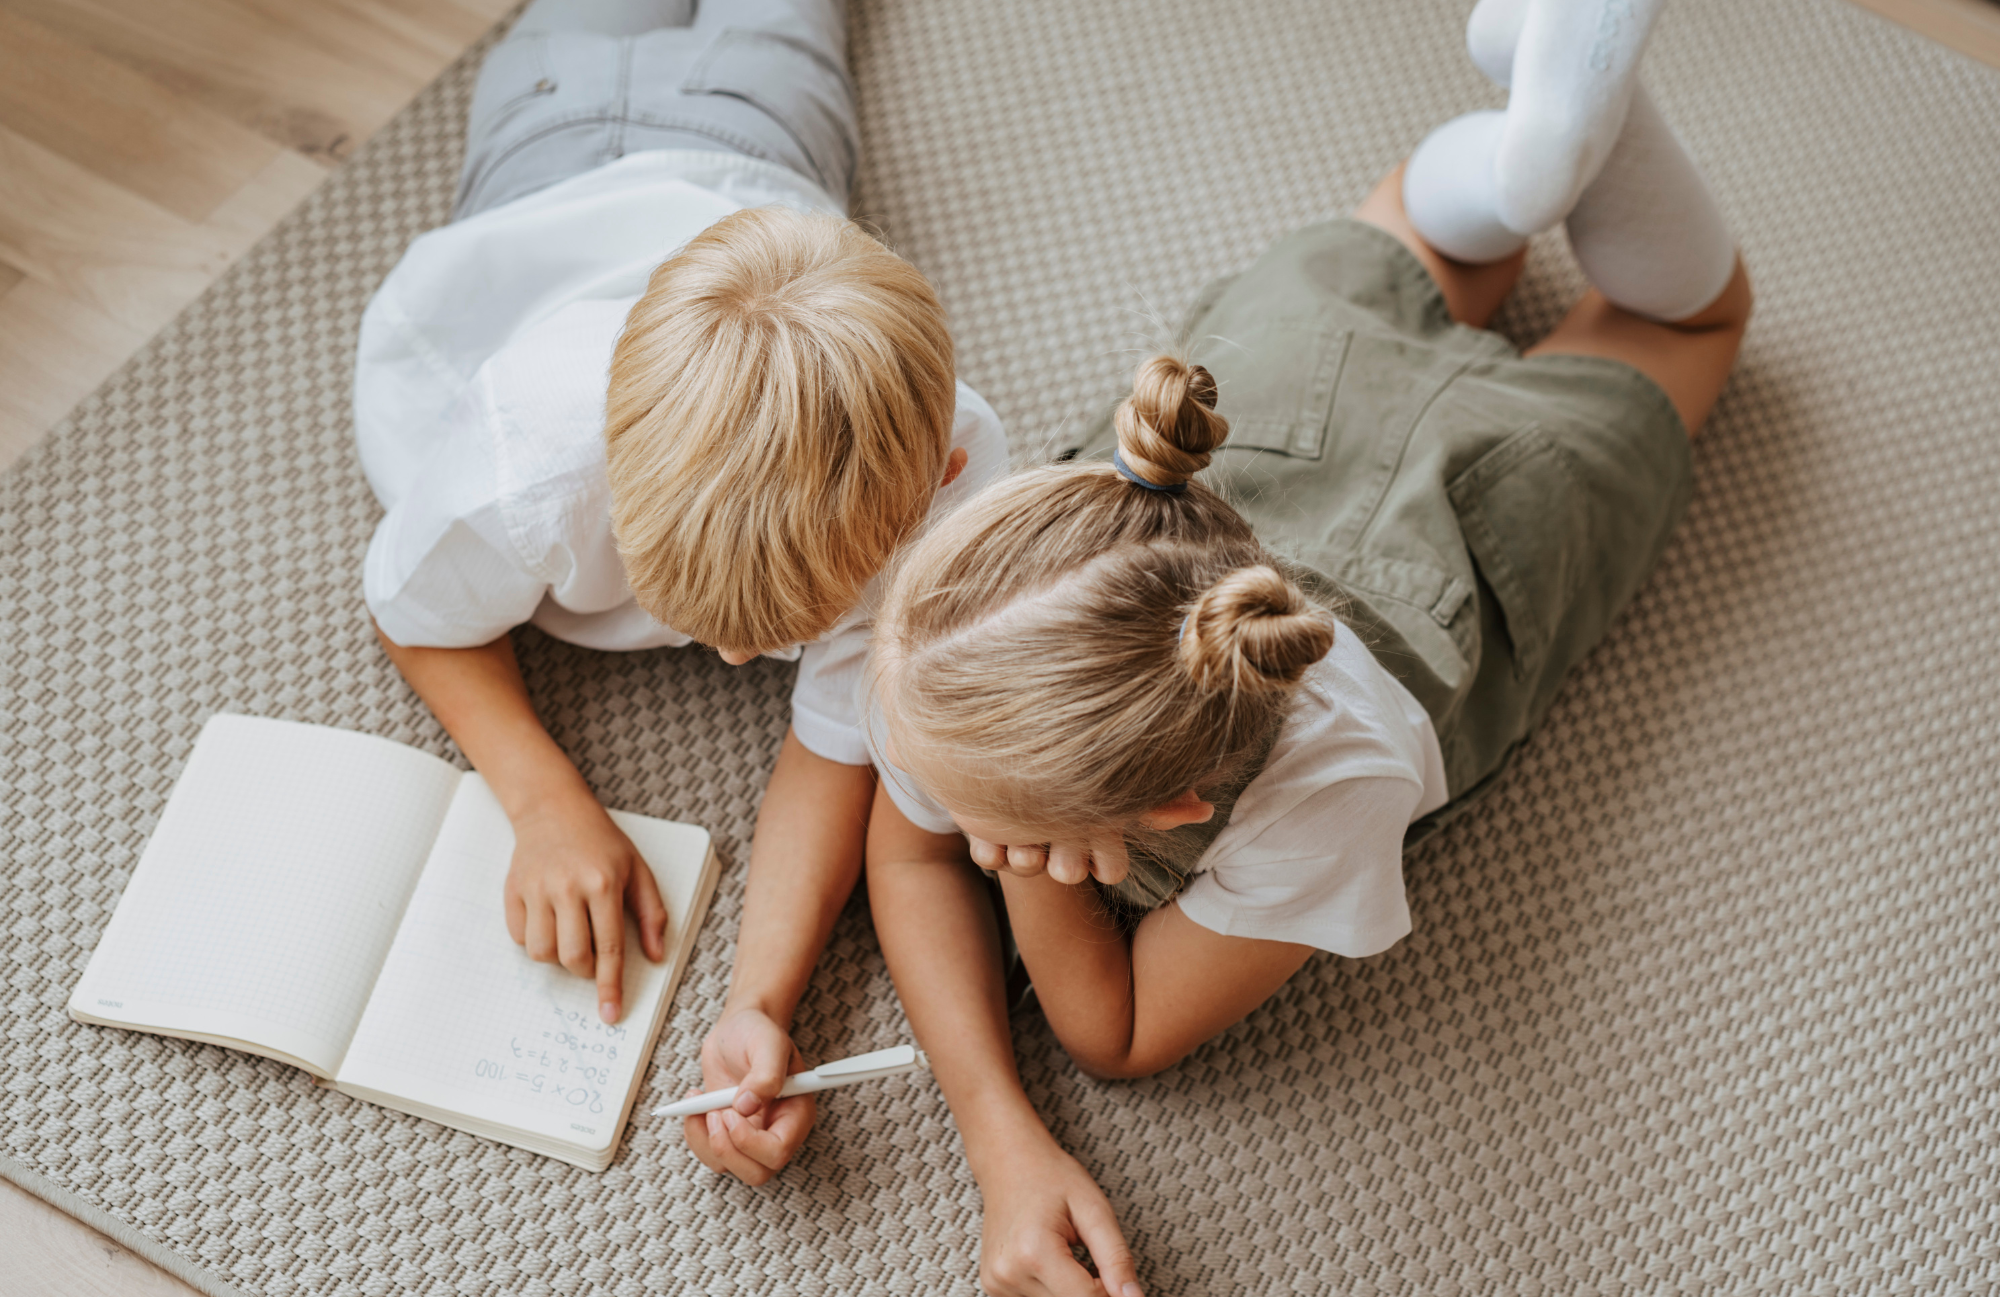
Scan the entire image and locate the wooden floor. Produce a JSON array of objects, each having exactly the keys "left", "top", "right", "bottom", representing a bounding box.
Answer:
[
  {"left": 1, "top": 0, "right": 1996, "bottom": 1294},
  {"left": 1850, "top": 0, "right": 2000, "bottom": 66},
  {"left": 0, "top": 0, "right": 513, "bottom": 1293},
  {"left": 0, "top": 1179, "right": 205, "bottom": 1297},
  {"left": 0, "top": 0, "right": 514, "bottom": 474}
]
